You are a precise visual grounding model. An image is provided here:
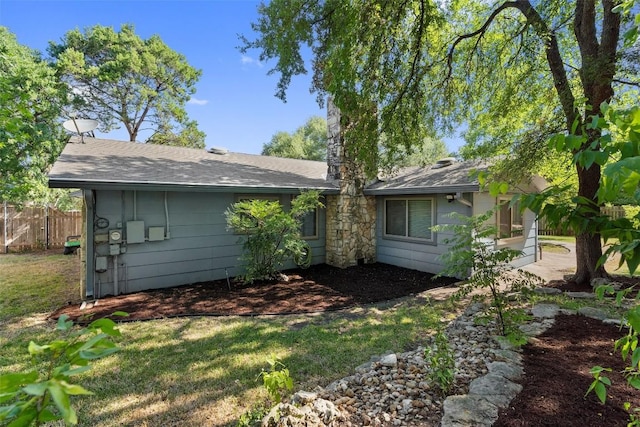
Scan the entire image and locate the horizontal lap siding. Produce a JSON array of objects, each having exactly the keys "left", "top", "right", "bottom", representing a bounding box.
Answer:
[
  {"left": 474, "top": 192, "right": 538, "bottom": 268},
  {"left": 93, "top": 190, "right": 326, "bottom": 296},
  {"left": 376, "top": 194, "right": 471, "bottom": 275}
]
